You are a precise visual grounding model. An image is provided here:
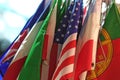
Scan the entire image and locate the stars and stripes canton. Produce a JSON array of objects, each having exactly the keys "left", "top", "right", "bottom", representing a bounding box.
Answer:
[
  {"left": 47, "top": 2, "right": 74, "bottom": 80},
  {"left": 52, "top": 2, "right": 82, "bottom": 80},
  {"left": 54, "top": 2, "right": 74, "bottom": 44},
  {"left": 77, "top": 0, "right": 83, "bottom": 39}
]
